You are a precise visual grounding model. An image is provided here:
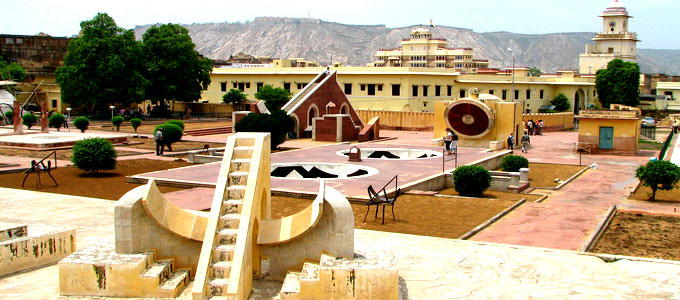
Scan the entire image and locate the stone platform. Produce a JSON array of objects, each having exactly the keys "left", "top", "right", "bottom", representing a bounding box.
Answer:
[{"left": 0, "top": 131, "right": 130, "bottom": 149}]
